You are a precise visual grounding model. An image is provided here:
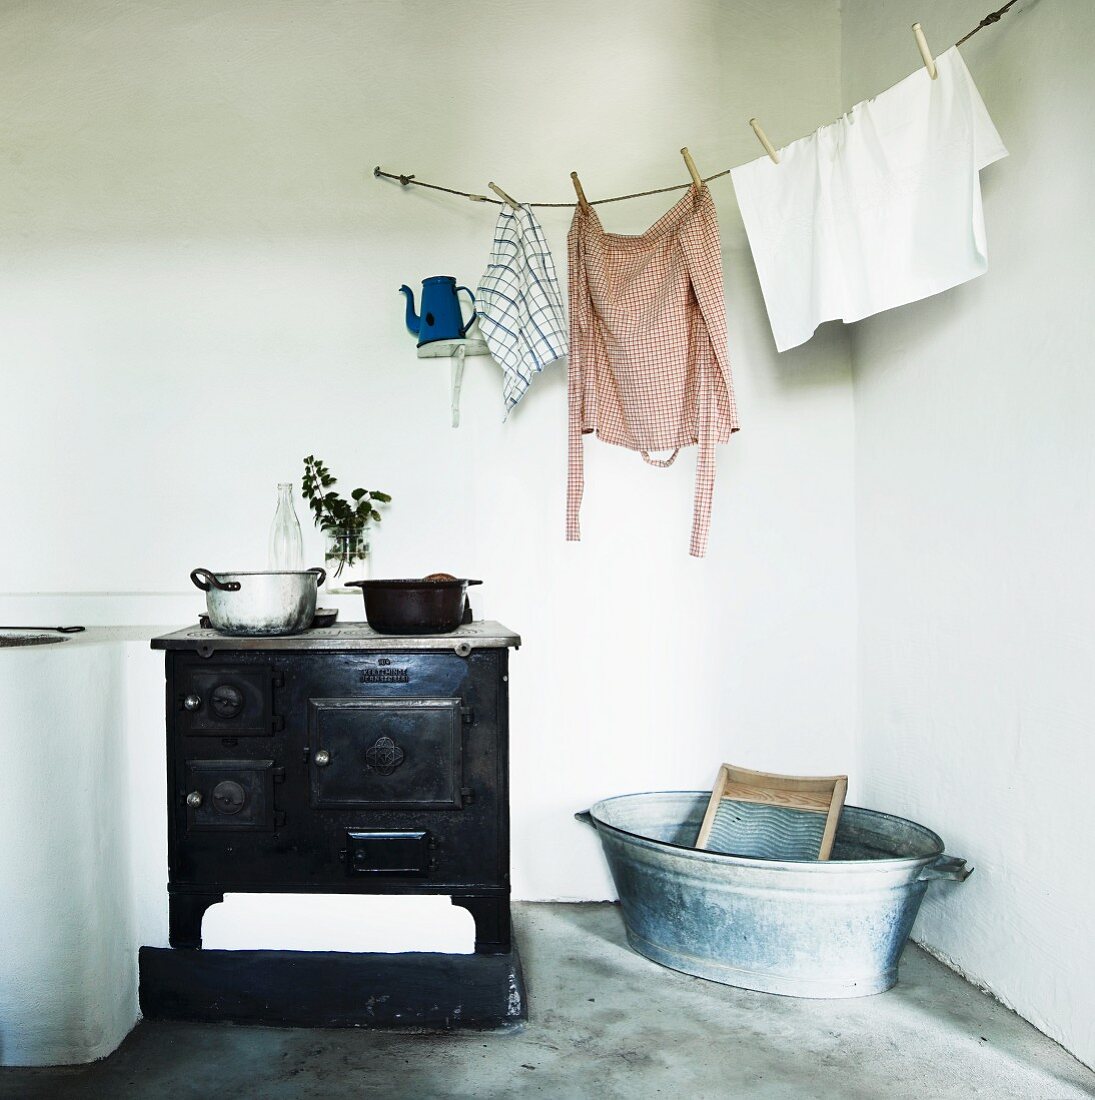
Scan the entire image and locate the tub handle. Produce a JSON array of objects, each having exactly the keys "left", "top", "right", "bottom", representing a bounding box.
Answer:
[
  {"left": 574, "top": 810, "right": 595, "bottom": 829},
  {"left": 919, "top": 854, "right": 973, "bottom": 882}
]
